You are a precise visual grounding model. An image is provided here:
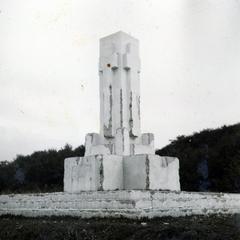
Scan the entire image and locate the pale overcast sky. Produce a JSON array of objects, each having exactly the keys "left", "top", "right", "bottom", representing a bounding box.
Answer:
[{"left": 0, "top": 0, "right": 240, "bottom": 161}]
